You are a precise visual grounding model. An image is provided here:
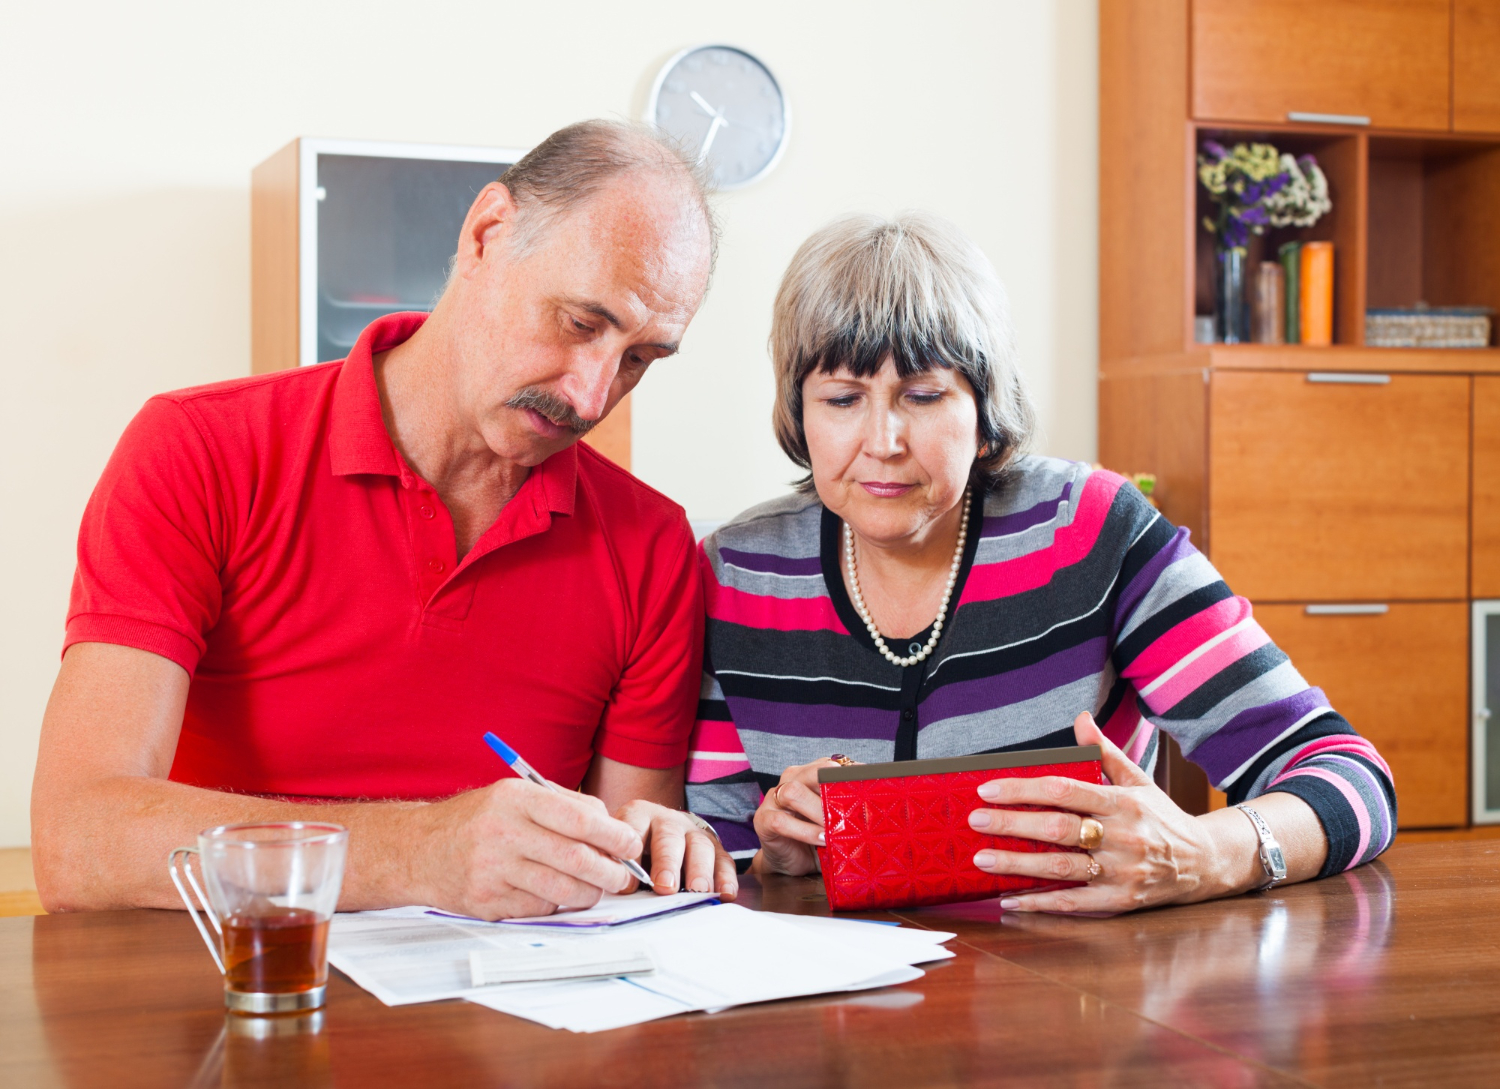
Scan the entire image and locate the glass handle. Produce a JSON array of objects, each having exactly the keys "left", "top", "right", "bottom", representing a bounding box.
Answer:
[{"left": 168, "top": 846, "right": 225, "bottom": 975}]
